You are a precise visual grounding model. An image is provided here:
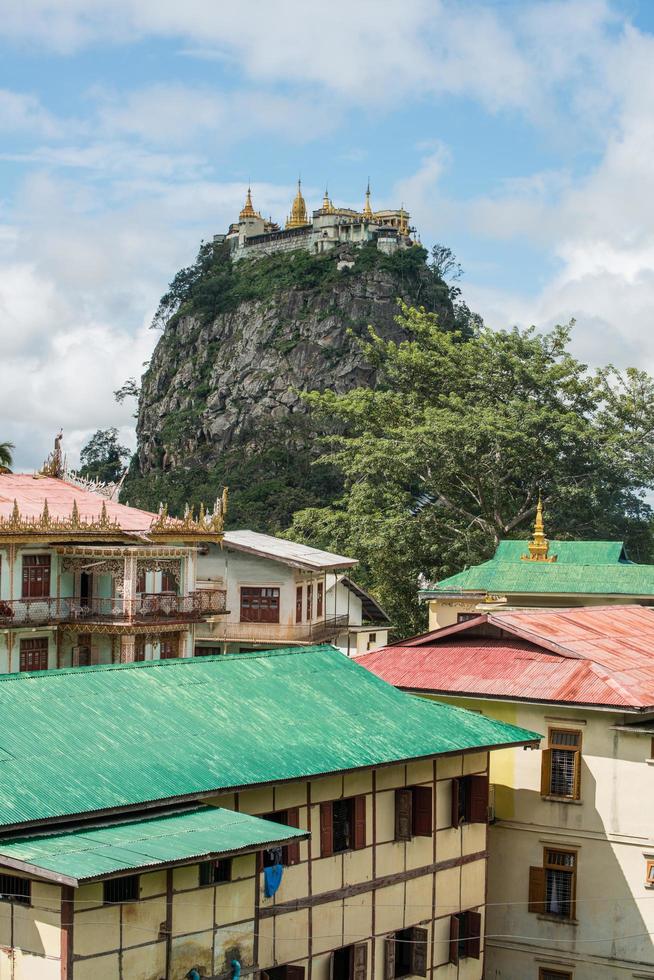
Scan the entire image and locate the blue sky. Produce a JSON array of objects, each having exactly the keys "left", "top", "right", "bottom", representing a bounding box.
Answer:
[{"left": 3, "top": 0, "right": 654, "bottom": 469}]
